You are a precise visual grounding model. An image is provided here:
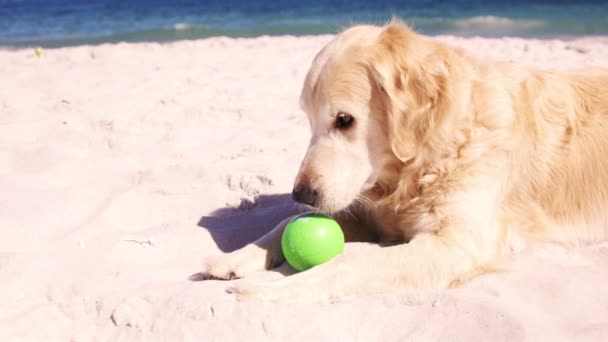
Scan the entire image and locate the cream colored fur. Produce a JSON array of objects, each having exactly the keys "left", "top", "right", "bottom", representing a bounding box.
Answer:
[{"left": 203, "top": 20, "right": 608, "bottom": 303}]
